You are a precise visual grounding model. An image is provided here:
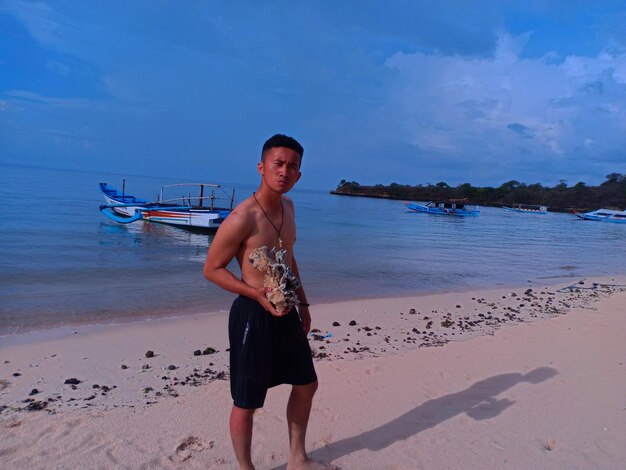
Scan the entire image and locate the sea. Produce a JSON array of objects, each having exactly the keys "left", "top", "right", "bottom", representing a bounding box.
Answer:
[{"left": 1, "top": 163, "right": 625, "bottom": 336}]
